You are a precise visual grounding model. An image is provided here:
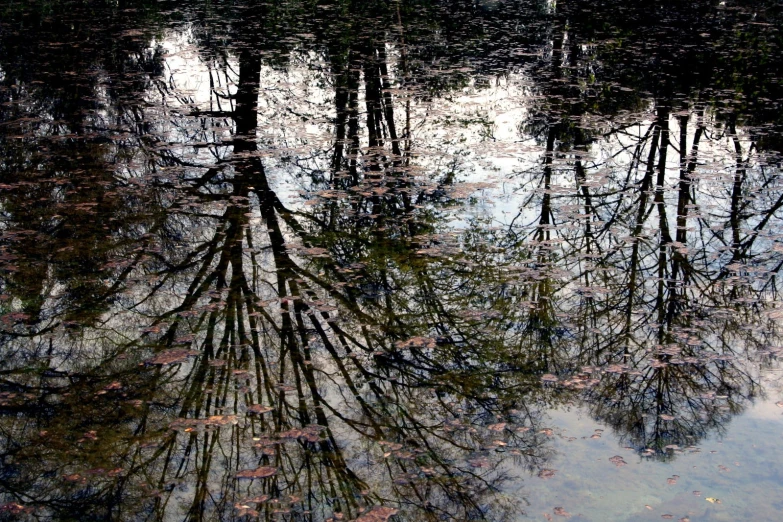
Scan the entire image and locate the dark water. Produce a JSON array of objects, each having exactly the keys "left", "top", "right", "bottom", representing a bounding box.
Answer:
[{"left": 1, "top": 0, "right": 783, "bottom": 520}]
